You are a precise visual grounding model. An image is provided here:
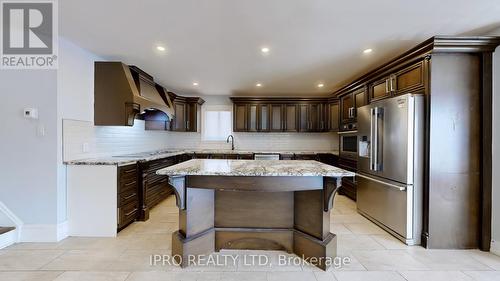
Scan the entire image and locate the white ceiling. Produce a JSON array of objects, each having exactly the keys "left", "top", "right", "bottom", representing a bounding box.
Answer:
[{"left": 60, "top": 0, "right": 500, "bottom": 96}]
